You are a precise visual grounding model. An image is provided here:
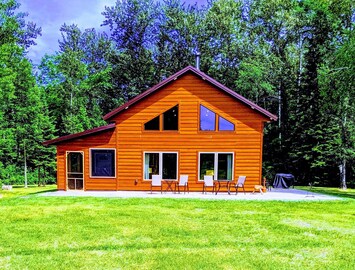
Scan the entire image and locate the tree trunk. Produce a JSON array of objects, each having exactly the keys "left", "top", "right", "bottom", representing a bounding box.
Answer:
[
  {"left": 339, "top": 159, "right": 347, "bottom": 190},
  {"left": 38, "top": 166, "right": 41, "bottom": 187}
]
